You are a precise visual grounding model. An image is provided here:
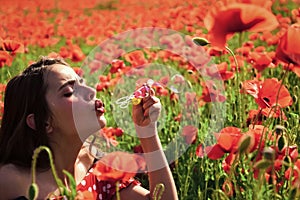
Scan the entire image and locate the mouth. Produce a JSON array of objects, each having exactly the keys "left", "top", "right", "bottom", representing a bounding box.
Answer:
[{"left": 95, "top": 99, "right": 105, "bottom": 114}]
